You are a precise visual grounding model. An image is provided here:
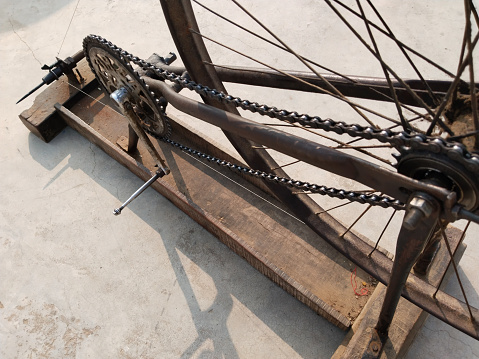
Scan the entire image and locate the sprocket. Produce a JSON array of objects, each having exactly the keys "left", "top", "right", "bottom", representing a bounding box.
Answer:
[
  {"left": 396, "top": 148, "right": 479, "bottom": 211},
  {"left": 83, "top": 36, "right": 170, "bottom": 138}
]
